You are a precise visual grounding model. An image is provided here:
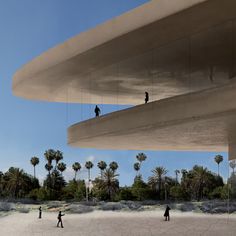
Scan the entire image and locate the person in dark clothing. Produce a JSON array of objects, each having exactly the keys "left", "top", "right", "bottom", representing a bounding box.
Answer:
[
  {"left": 38, "top": 206, "right": 42, "bottom": 219},
  {"left": 164, "top": 205, "right": 171, "bottom": 221},
  {"left": 57, "top": 211, "right": 65, "bottom": 228},
  {"left": 145, "top": 92, "right": 149, "bottom": 104},
  {"left": 94, "top": 105, "right": 101, "bottom": 117}
]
